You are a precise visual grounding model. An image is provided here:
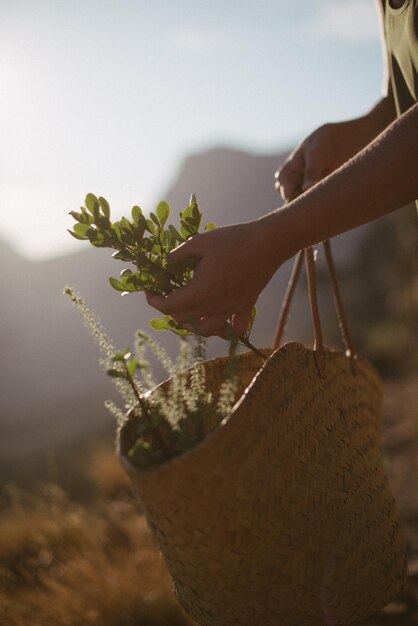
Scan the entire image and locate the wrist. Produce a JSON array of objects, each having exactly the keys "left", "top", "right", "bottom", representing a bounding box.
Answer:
[
  {"left": 363, "top": 92, "right": 397, "bottom": 137},
  {"left": 253, "top": 206, "right": 304, "bottom": 270}
]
